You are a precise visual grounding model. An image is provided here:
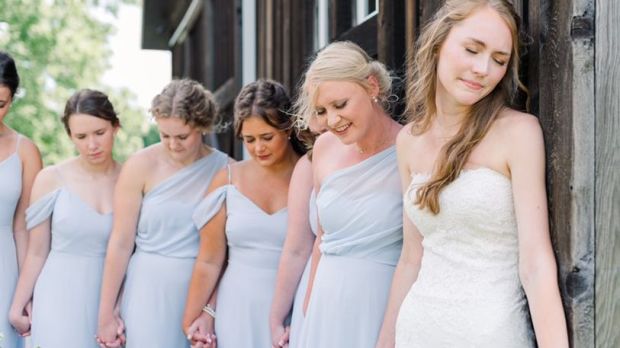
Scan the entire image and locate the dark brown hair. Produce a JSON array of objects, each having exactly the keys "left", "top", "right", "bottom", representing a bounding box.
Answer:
[
  {"left": 62, "top": 89, "right": 120, "bottom": 135},
  {"left": 234, "top": 79, "right": 306, "bottom": 156},
  {"left": 0, "top": 51, "right": 20, "bottom": 98}
]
